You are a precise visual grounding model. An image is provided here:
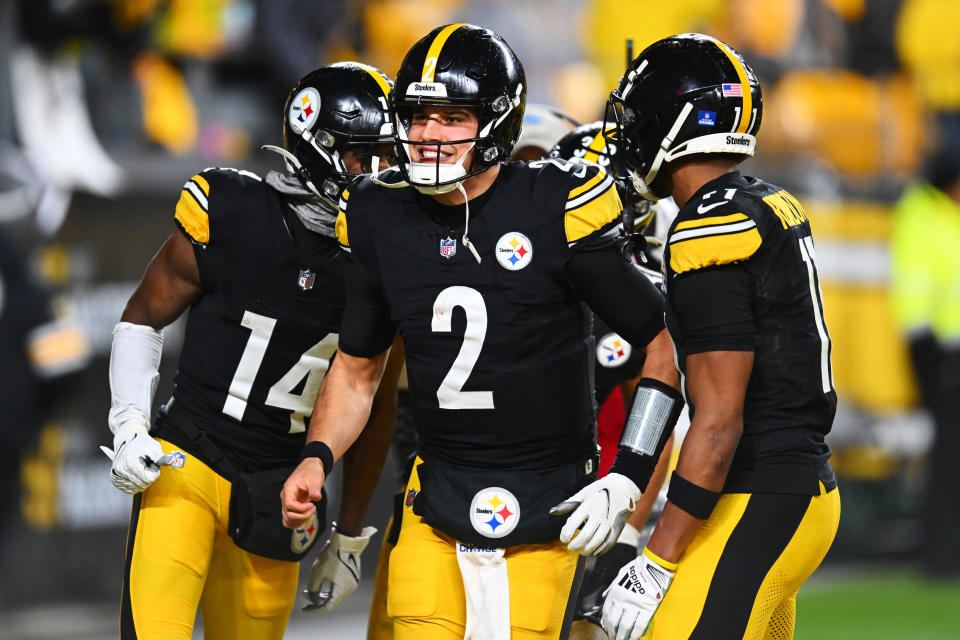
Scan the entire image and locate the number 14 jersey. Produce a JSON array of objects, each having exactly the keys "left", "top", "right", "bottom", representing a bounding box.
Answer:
[{"left": 154, "top": 168, "right": 346, "bottom": 473}]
